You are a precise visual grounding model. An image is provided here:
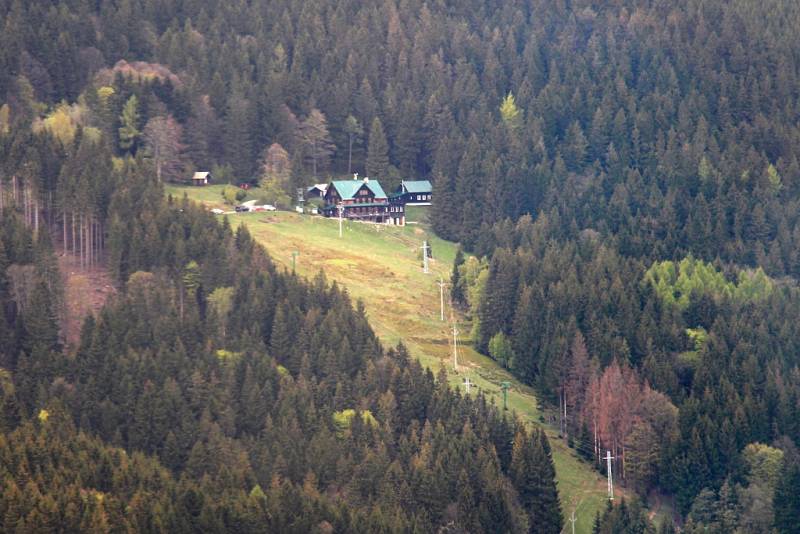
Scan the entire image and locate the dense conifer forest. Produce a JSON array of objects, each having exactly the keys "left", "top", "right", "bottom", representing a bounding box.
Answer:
[
  {"left": 1, "top": 0, "right": 800, "bottom": 532},
  {"left": 0, "top": 184, "right": 565, "bottom": 531}
]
